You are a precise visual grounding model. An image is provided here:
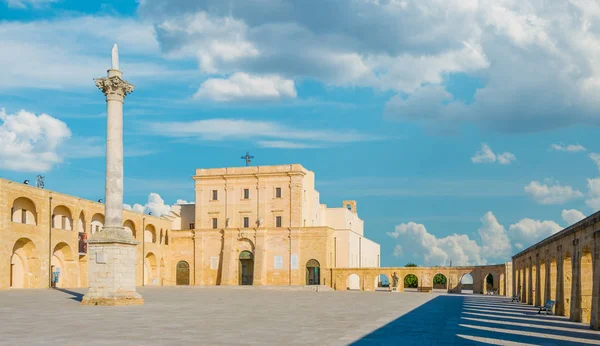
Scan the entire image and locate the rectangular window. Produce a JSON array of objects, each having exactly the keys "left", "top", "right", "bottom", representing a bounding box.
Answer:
[
  {"left": 243, "top": 188, "right": 250, "bottom": 199},
  {"left": 212, "top": 190, "right": 218, "bottom": 200},
  {"left": 243, "top": 217, "right": 249, "bottom": 228},
  {"left": 275, "top": 187, "right": 282, "bottom": 198},
  {"left": 189, "top": 223, "right": 195, "bottom": 229},
  {"left": 212, "top": 218, "right": 218, "bottom": 229},
  {"left": 276, "top": 216, "right": 282, "bottom": 228},
  {"left": 21, "top": 209, "right": 27, "bottom": 224}
]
